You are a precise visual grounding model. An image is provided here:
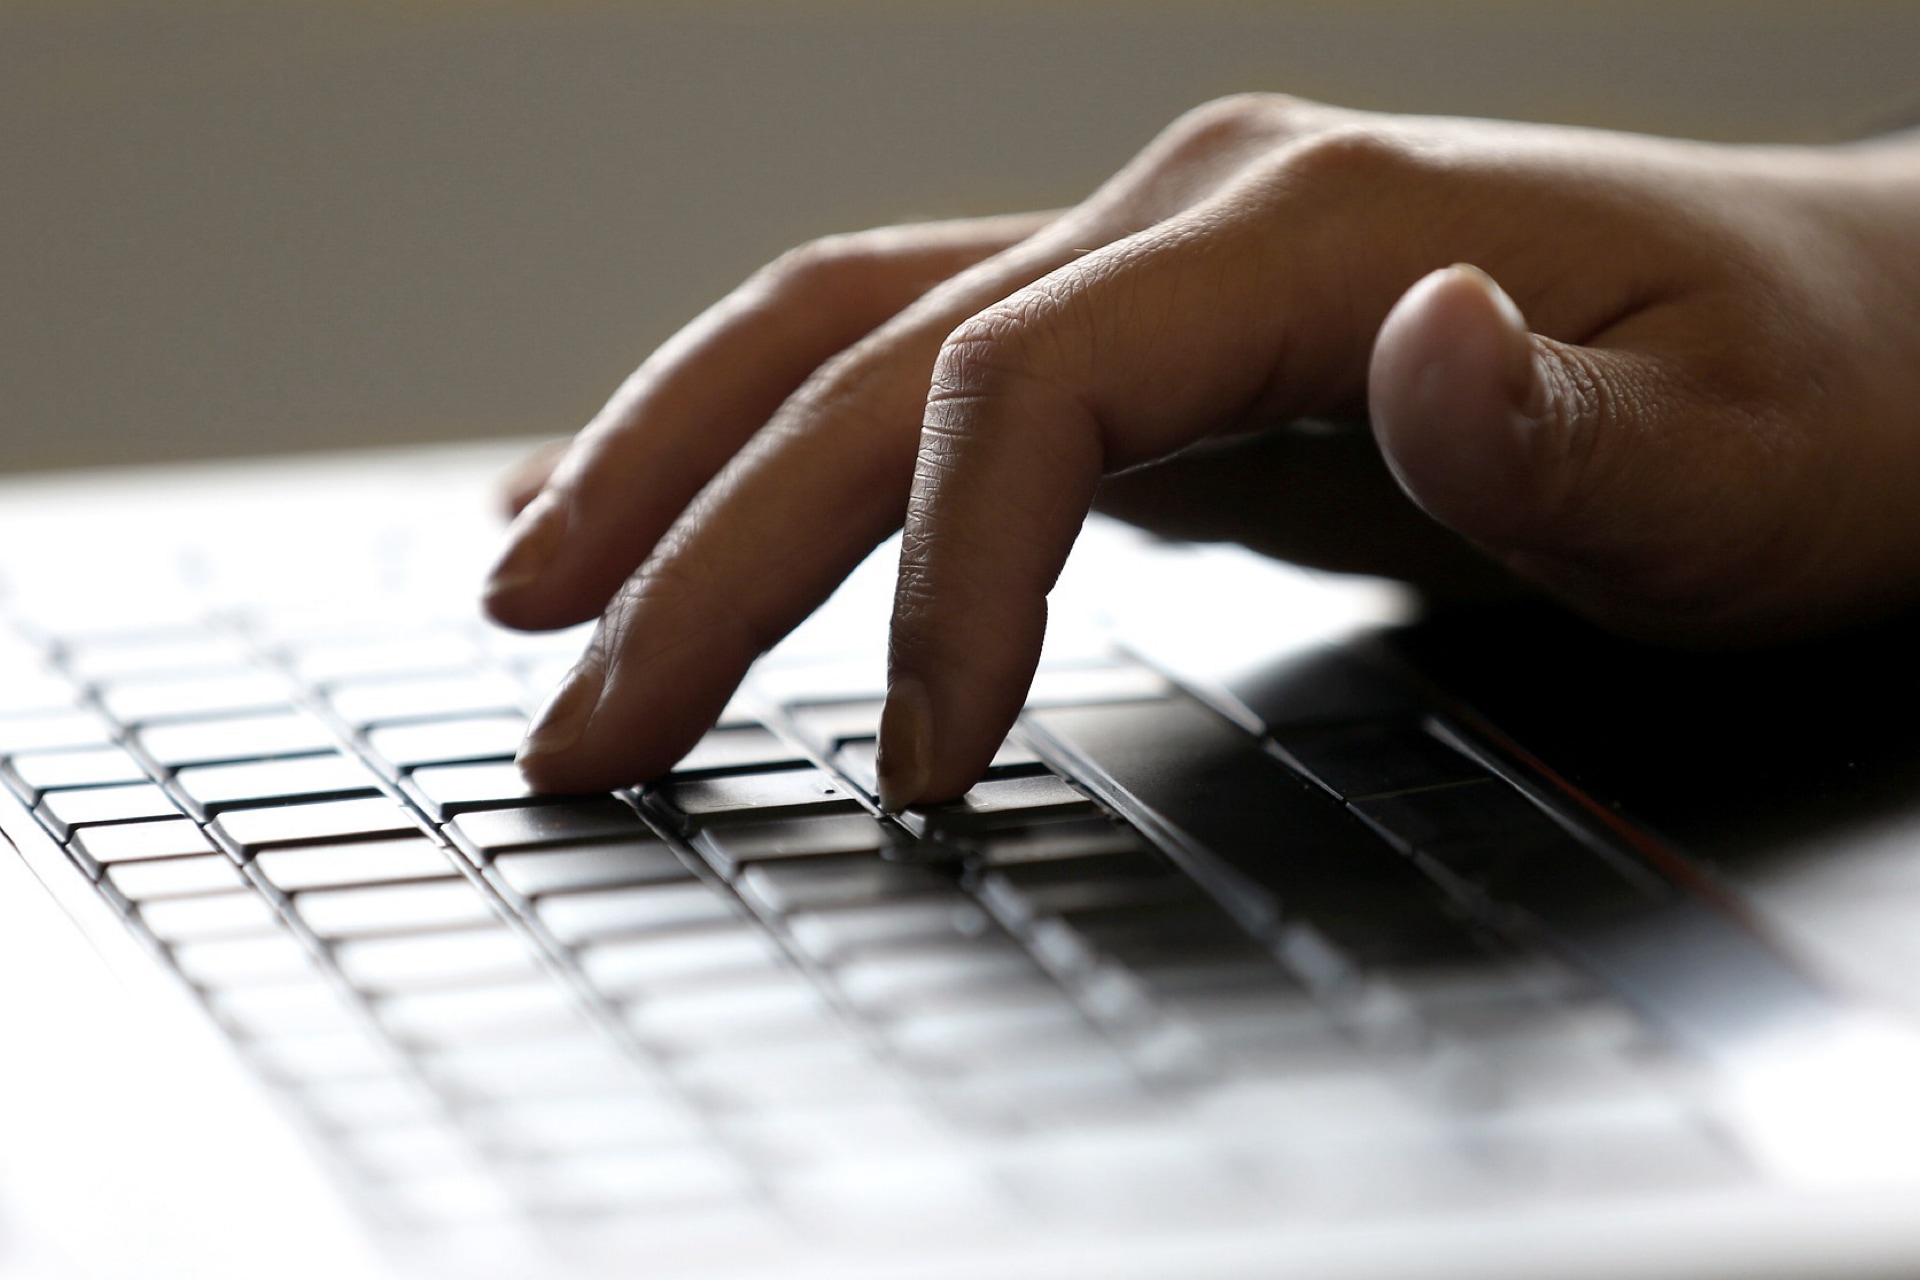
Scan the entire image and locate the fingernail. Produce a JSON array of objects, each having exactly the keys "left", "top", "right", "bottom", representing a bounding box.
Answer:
[
  {"left": 486, "top": 491, "right": 568, "bottom": 598},
  {"left": 518, "top": 663, "right": 604, "bottom": 764},
  {"left": 876, "top": 676, "right": 933, "bottom": 813},
  {"left": 1446, "top": 263, "right": 1535, "bottom": 408}
]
